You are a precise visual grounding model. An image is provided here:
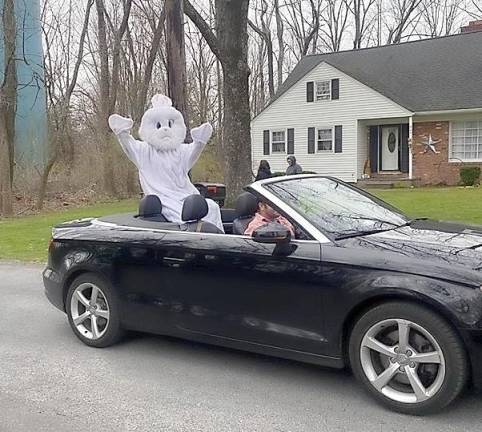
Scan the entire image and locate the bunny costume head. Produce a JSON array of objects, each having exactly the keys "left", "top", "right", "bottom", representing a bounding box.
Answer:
[{"left": 138, "top": 95, "right": 186, "bottom": 152}]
